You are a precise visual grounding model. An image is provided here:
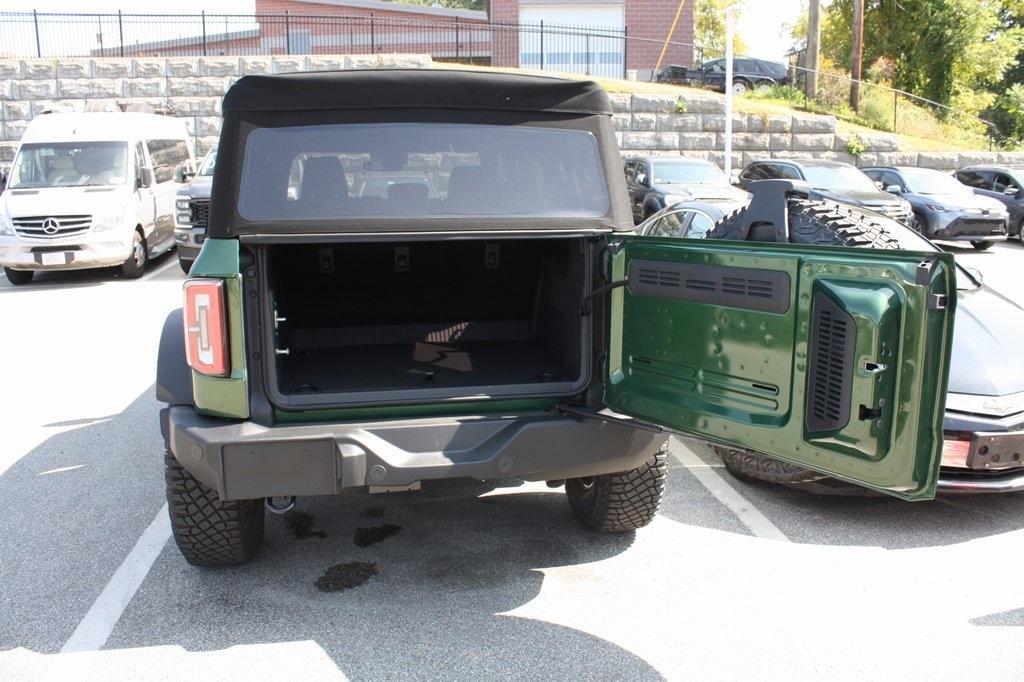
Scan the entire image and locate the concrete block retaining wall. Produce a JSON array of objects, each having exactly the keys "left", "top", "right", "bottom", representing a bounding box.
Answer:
[{"left": 1, "top": 55, "right": 1019, "bottom": 170}]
